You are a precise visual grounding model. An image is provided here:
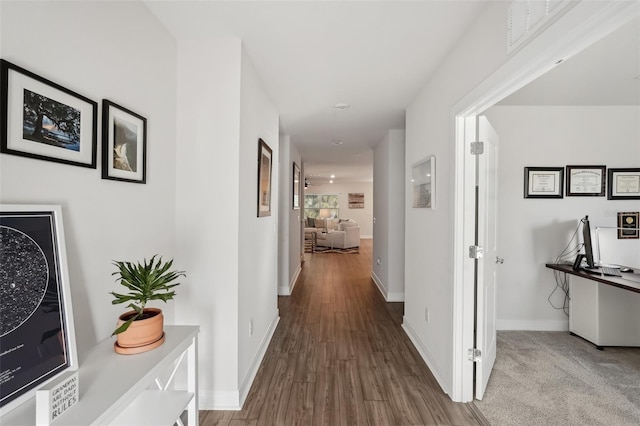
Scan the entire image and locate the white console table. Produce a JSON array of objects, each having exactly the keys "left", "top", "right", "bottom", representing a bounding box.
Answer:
[{"left": 2, "top": 325, "right": 199, "bottom": 426}]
